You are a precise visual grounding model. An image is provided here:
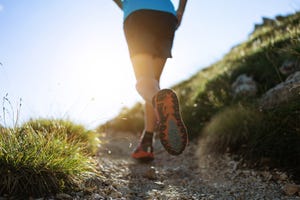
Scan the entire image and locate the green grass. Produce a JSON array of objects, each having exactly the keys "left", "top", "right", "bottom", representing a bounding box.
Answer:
[
  {"left": 97, "top": 103, "right": 144, "bottom": 134},
  {"left": 98, "top": 12, "right": 300, "bottom": 179},
  {"left": 199, "top": 104, "right": 262, "bottom": 154},
  {"left": 0, "top": 119, "right": 100, "bottom": 198},
  {"left": 200, "top": 98, "right": 300, "bottom": 176},
  {"left": 23, "top": 119, "right": 100, "bottom": 155}
]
